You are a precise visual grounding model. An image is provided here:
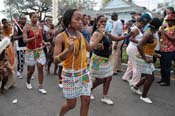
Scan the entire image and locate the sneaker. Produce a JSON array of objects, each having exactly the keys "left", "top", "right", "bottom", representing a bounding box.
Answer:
[
  {"left": 26, "top": 82, "right": 32, "bottom": 90},
  {"left": 38, "top": 88, "right": 47, "bottom": 94},
  {"left": 31, "top": 76, "right": 35, "bottom": 80},
  {"left": 101, "top": 97, "right": 114, "bottom": 105},
  {"left": 90, "top": 94, "right": 95, "bottom": 100},
  {"left": 130, "top": 86, "right": 142, "bottom": 95},
  {"left": 122, "top": 78, "right": 129, "bottom": 83},
  {"left": 17, "top": 75, "right": 23, "bottom": 79},
  {"left": 17, "top": 72, "right": 23, "bottom": 79},
  {"left": 58, "top": 84, "right": 63, "bottom": 88},
  {"left": 140, "top": 96, "right": 152, "bottom": 104},
  {"left": 113, "top": 72, "right": 118, "bottom": 76}
]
